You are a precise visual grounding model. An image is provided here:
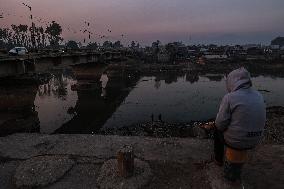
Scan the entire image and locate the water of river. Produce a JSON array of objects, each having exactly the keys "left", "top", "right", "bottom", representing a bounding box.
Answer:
[{"left": 32, "top": 72, "right": 284, "bottom": 134}]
